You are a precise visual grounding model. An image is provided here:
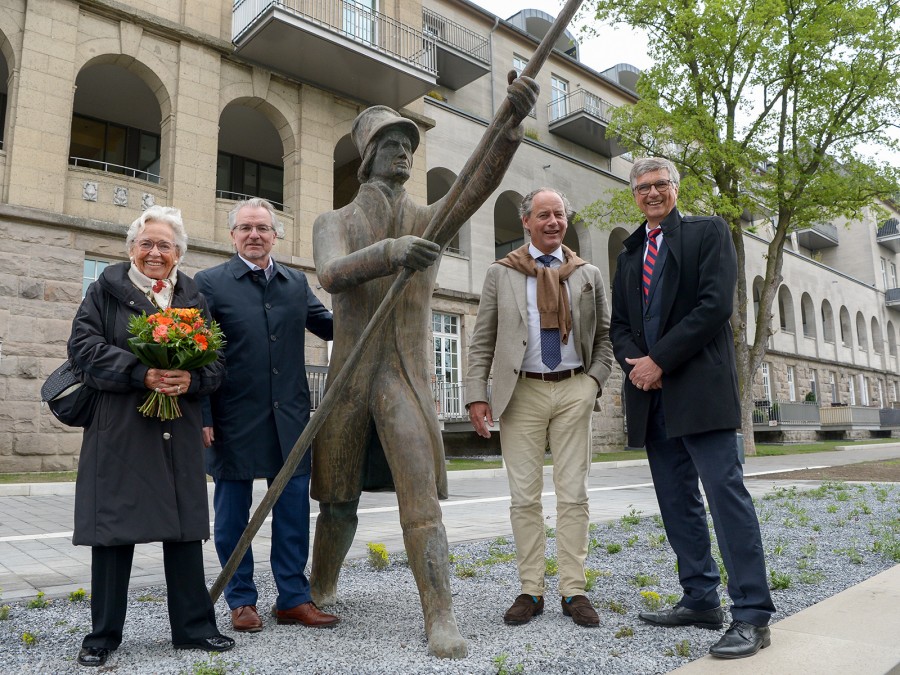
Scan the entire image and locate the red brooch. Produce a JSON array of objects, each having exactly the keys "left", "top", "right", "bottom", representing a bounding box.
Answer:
[{"left": 152, "top": 280, "right": 166, "bottom": 293}]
